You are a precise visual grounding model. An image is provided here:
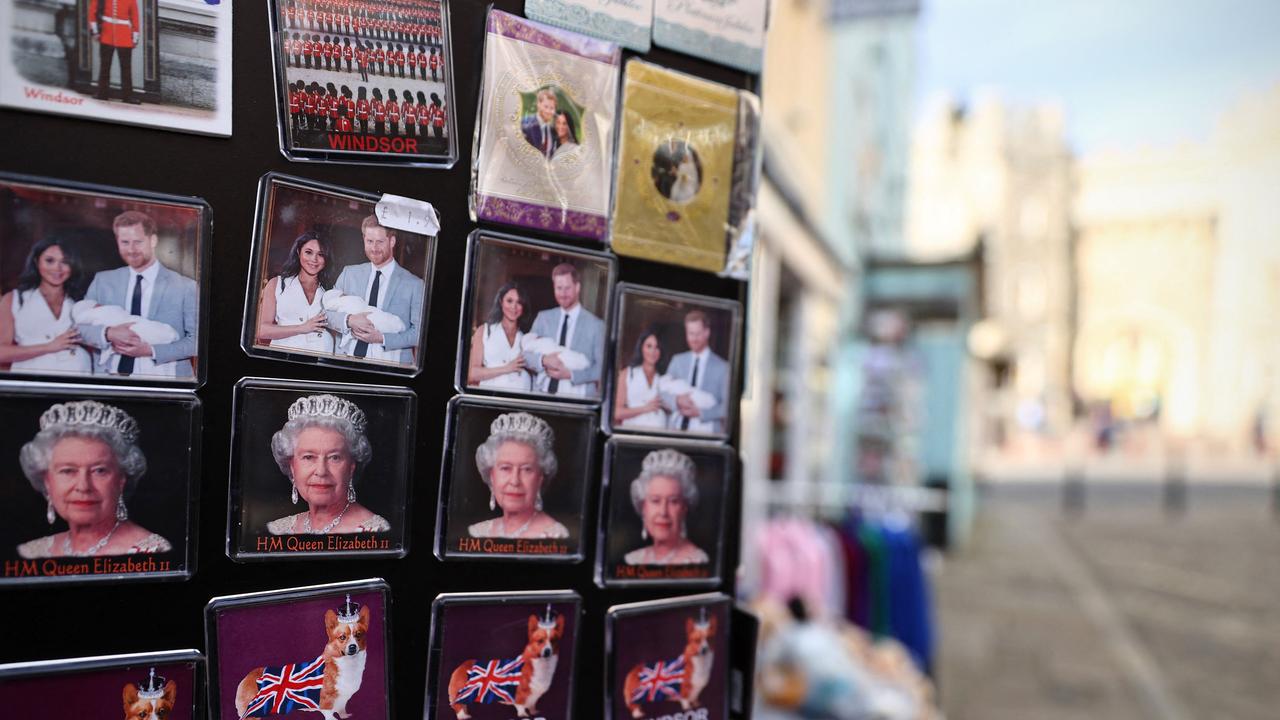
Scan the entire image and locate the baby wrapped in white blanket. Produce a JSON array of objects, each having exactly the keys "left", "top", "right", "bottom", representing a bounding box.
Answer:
[
  {"left": 520, "top": 334, "right": 589, "bottom": 371},
  {"left": 658, "top": 375, "right": 717, "bottom": 409},
  {"left": 71, "top": 300, "right": 179, "bottom": 372},
  {"left": 322, "top": 289, "right": 406, "bottom": 356}
]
